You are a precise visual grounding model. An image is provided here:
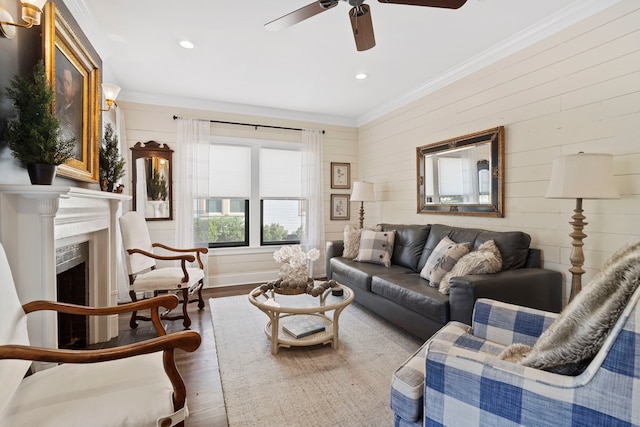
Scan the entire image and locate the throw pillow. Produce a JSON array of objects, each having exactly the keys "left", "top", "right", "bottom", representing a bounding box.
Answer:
[
  {"left": 439, "top": 239, "right": 503, "bottom": 294},
  {"left": 429, "top": 242, "right": 470, "bottom": 287},
  {"left": 354, "top": 229, "right": 396, "bottom": 267},
  {"left": 420, "top": 237, "right": 466, "bottom": 284},
  {"left": 342, "top": 224, "right": 382, "bottom": 259},
  {"left": 498, "top": 240, "right": 640, "bottom": 375},
  {"left": 342, "top": 225, "right": 362, "bottom": 259}
]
